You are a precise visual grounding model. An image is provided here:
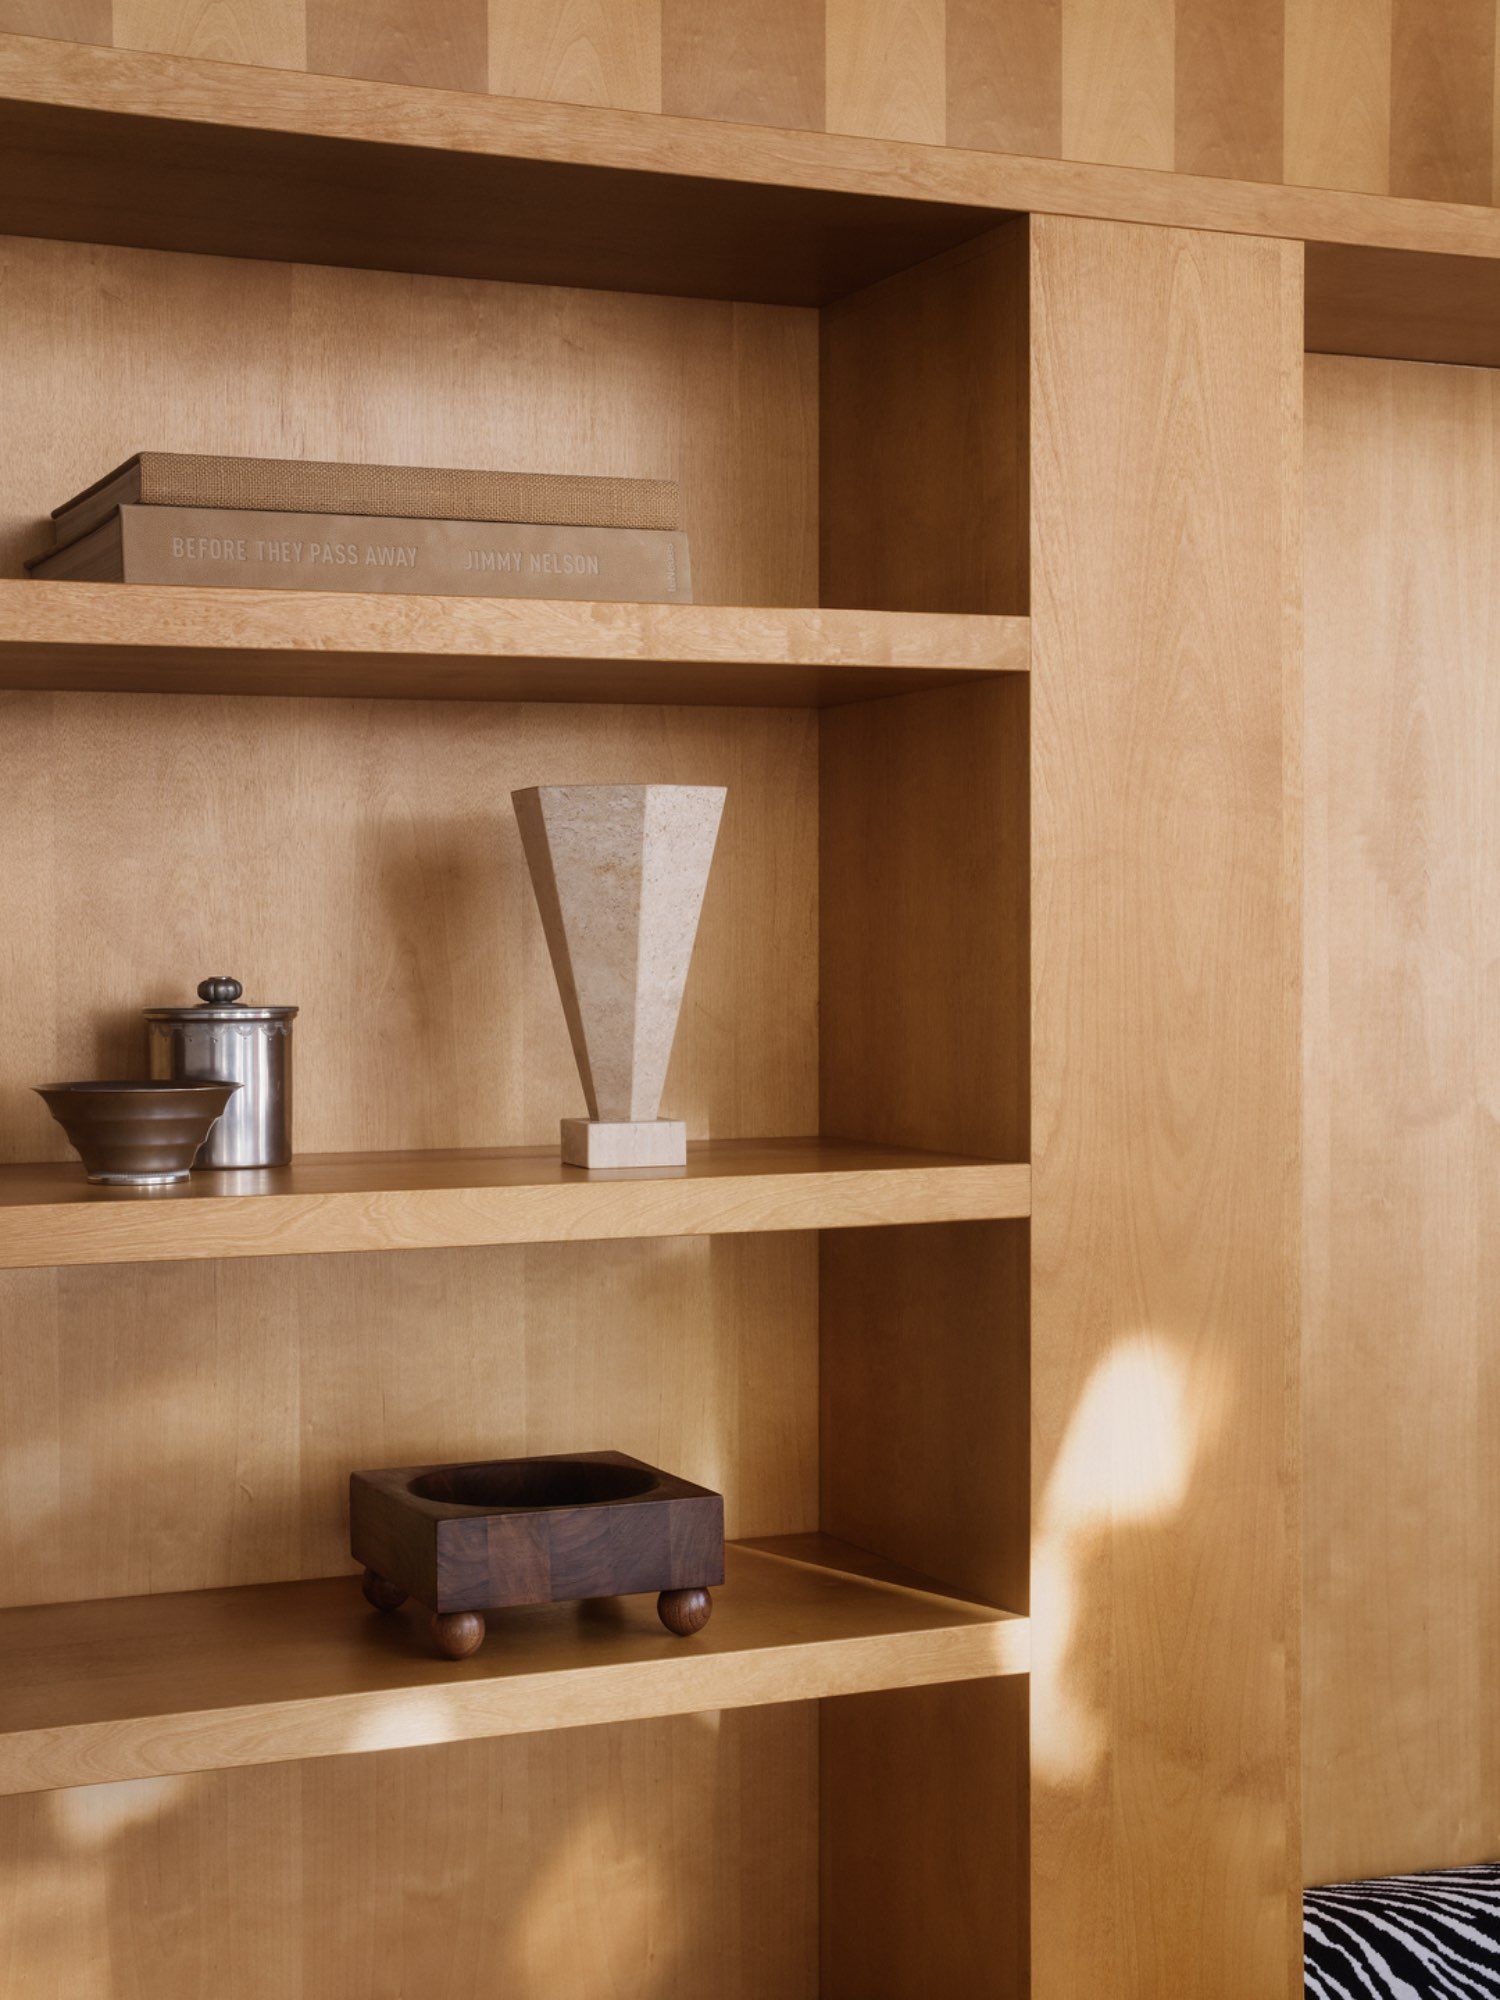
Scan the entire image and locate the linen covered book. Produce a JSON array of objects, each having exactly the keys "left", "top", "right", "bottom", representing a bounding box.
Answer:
[{"left": 27, "top": 505, "right": 694, "bottom": 604}]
